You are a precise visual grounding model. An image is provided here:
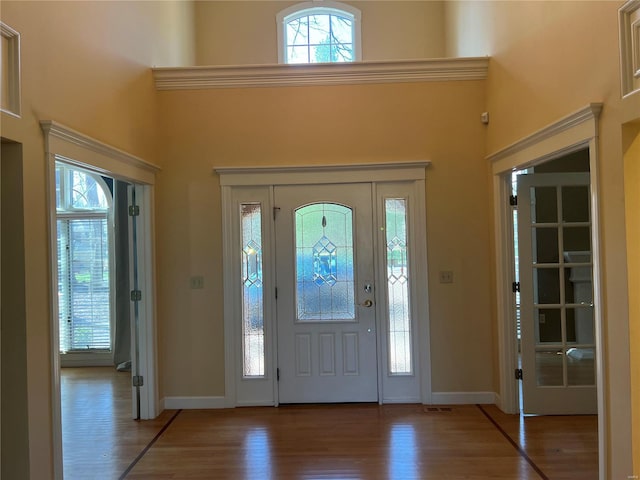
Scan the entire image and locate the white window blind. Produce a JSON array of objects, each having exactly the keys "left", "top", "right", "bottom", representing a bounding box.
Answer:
[{"left": 57, "top": 217, "right": 111, "bottom": 351}]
